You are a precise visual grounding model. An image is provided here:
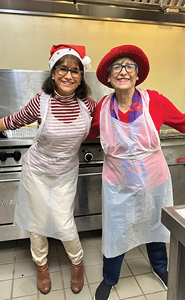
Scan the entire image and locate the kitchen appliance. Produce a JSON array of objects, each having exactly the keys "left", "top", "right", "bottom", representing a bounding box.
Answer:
[{"left": 74, "top": 138, "right": 103, "bottom": 231}]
